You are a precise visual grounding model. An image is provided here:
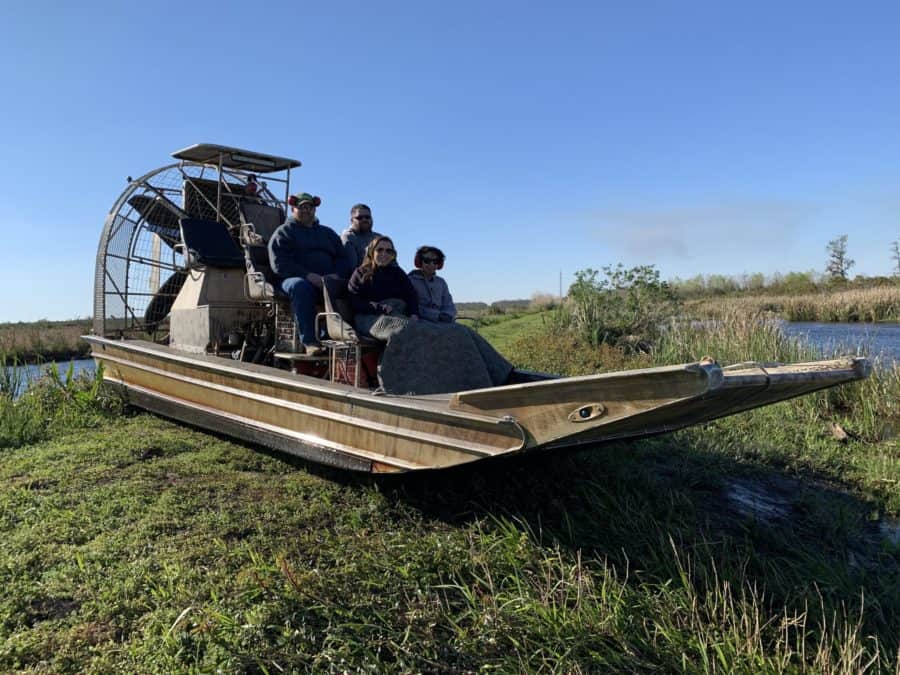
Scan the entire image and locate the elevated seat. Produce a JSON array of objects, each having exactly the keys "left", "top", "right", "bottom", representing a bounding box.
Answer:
[
  {"left": 238, "top": 201, "right": 285, "bottom": 302},
  {"left": 177, "top": 217, "right": 245, "bottom": 269},
  {"left": 235, "top": 201, "right": 309, "bottom": 353},
  {"left": 183, "top": 176, "right": 243, "bottom": 226},
  {"left": 317, "top": 276, "right": 381, "bottom": 387}
]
